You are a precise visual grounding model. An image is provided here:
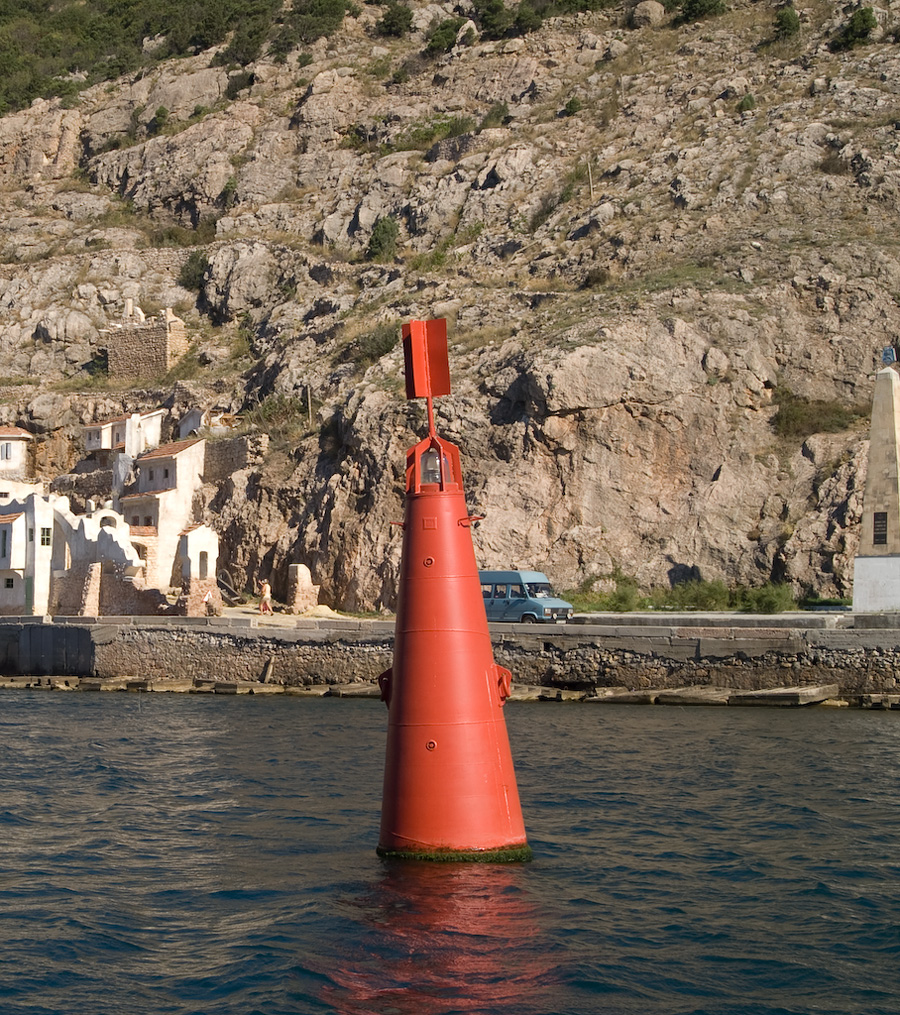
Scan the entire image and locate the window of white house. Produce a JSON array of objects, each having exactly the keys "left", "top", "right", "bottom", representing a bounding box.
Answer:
[
  {"left": 40, "top": 527, "right": 51, "bottom": 546},
  {"left": 0, "top": 529, "right": 7, "bottom": 558},
  {"left": 4, "top": 577, "right": 12, "bottom": 588},
  {"left": 144, "top": 516, "right": 152, "bottom": 526},
  {"left": 28, "top": 528, "right": 33, "bottom": 542},
  {"left": 0, "top": 443, "right": 11, "bottom": 460},
  {"left": 132, "top": 516, "right": 139, "bottom": 526},
  {"left": 164, "top": 468, "right": 169, "bottom": 479}
]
